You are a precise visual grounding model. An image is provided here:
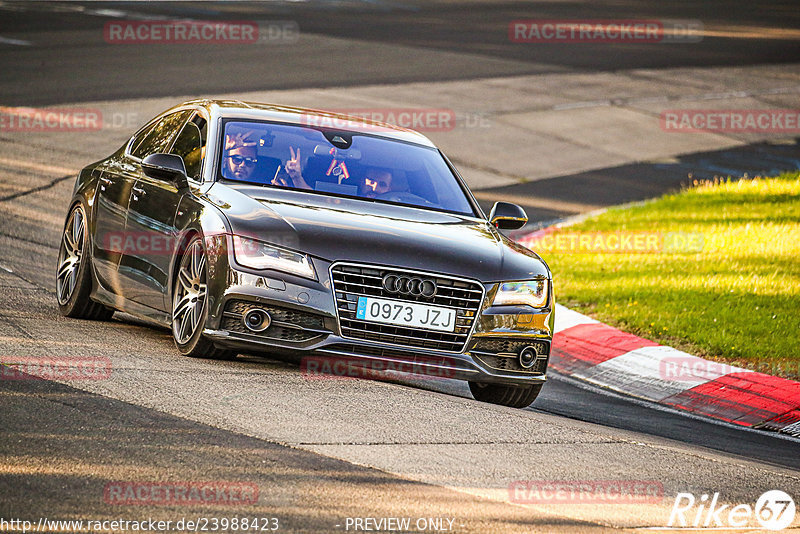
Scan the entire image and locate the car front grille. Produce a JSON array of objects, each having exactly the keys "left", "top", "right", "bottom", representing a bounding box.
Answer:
[
  {"left": 330, "top": 263, "right": 484, "bottom": 352},
  {"left": 222, "top": 300, "right": 328, "bottom": 342}
]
